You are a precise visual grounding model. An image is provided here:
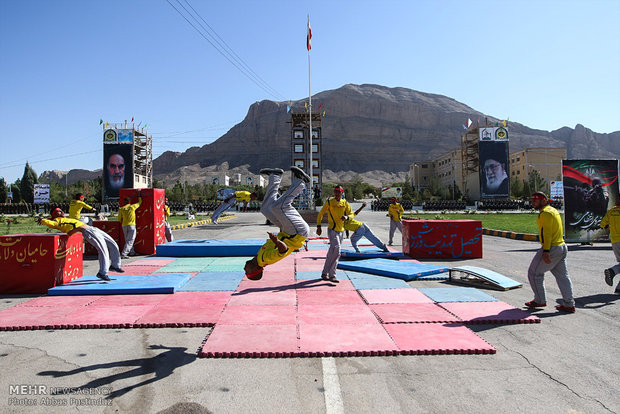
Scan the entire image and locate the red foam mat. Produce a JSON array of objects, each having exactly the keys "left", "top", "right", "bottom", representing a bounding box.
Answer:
[
  {"left": 57, "top": 305, "right": 157, "bottom": 328},
  {"left": 294, "top": 279, "right": 356, "bottom": 291},
  {"left": 383, "top": 323, "right": 496, "bottom": 355},
  {"left": 217, "top": 305, "right": 297, "bottom": 325},
  {"left": 438, "top": 301, "right": 541, "bottom": 324},
  {"left": 228, "top": 289, "right": 297, "bottom": 306},
  {"left": 297, "top": 290, "right": 364, "bottom": 306},
  {"left": 359, "top": 288, "right": 435, "bottom": 304},
  {"left": 298, "top": 324, "right": 398, "bottom": 357},
  {"left": 370, "top": 303, "right": 462, "bottom": 323},
  {"left": 158, "top": 291, "right": 232, "bottom": 306},
  {"left": 199, "top": 324, "right": 299, "bottom": 358},
  {"left": 135, "top": 303, "right": 226, "bottom": 327},
  {"left": 0, "top": 306, "right": 83, "bottom": 330},
  {"left": 16, "top": 296, "right": 101, "bottom": 307},
  {"left": 298, "top": 304, "right": 381, "bottom": 325},
  {"left": 88, "top": 294, "right": 168, "bottom": 307}
]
